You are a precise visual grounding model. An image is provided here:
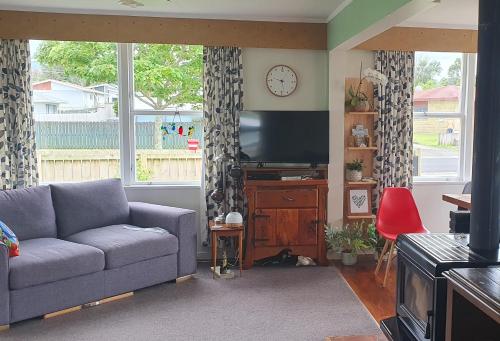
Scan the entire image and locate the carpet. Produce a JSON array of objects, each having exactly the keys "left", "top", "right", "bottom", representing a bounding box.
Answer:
[{"left": 2, "top": 263, "right": 380, "bottom": 341}]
